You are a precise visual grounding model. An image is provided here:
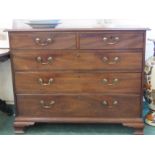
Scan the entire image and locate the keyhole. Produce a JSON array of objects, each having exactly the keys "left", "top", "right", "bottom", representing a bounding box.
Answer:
[{"left": 76, "top": 53, "right": 80, "bottom": 57}]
